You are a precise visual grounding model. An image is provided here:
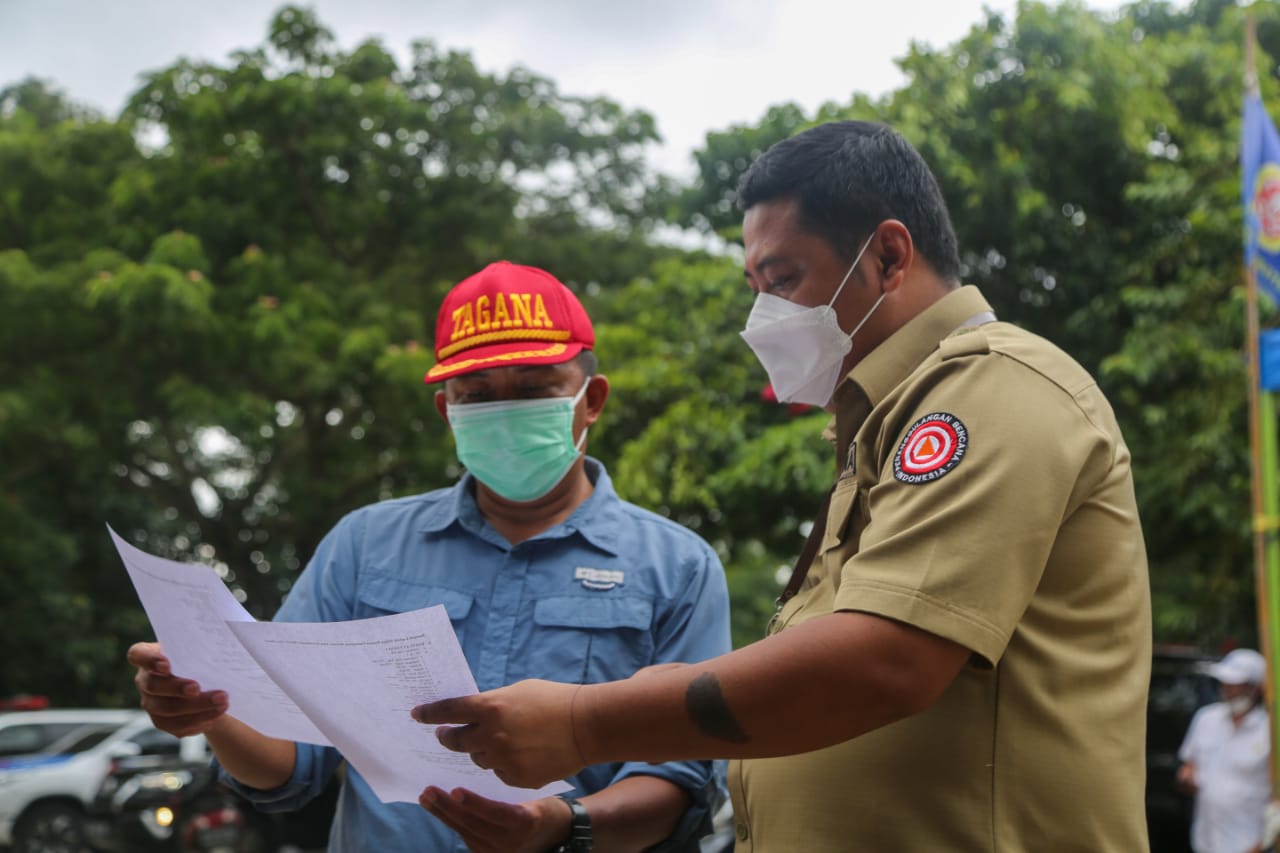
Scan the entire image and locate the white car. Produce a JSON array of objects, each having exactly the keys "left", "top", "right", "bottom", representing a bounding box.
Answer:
[
  {"left": 0, "top": 709, "right": 141, "bottom": 761},
  {"left": 0, "top": 708, "right": 204, "bottom": 853}
]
